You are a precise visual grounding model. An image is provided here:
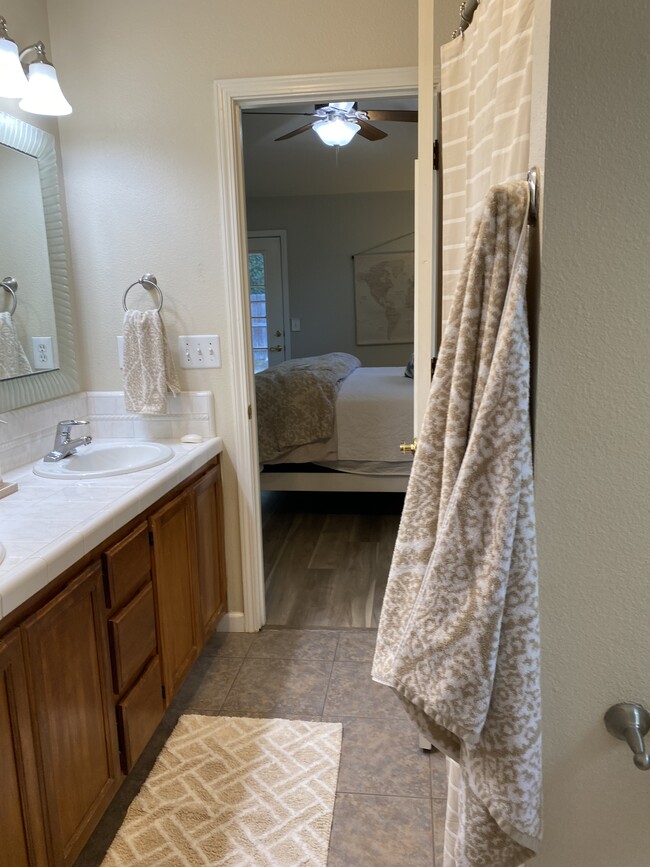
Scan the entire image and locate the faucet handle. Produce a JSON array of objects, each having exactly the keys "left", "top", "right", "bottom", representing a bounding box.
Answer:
[{"left": 57, "top": 418, "right": 89, "bottom": 430}]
